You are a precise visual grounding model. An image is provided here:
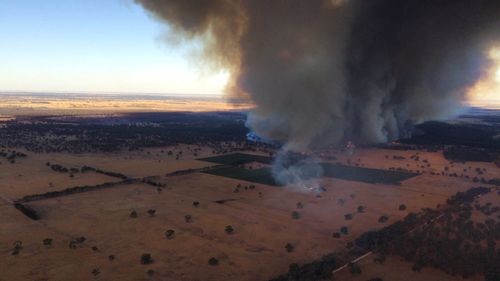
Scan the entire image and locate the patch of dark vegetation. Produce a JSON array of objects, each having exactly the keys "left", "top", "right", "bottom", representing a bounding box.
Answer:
[
  {"left": 269, "top": 254, "right": 339, "bottom": 281},
  {"left": 214, "top": 198, "right": 237, "bottom": 204},
  {"left": 0, "top": 112, "right": 271, "bottom": 153},
  {"left": 446, "top": 187, "right": 491, "bottom": 205},
  {"left": 443, "top": 147, "right": 493, "bottom": 162},
  {"left": 401, "top": 119, "right": 500, "bottom": 149},
  {"left": 0, "top": 149, "right": 27, "bottom": 164},
  {"left": 271, "top": 187, "right": 497, "bottom": 281},
  {"left": 81, "top": 166, "right": 129, "bottom": 179},
  {"left": 203, "top": 158, "right": 418, "bottom": 186},
  {"left": 13, "top": 203, "right": 39, "bottom": 220},
  {"left": 321, "top": 163, "right": 419, "bottom": 184},
  {"left": 165, "top": 165, "right": 227, "bottom": 177},
  {"left": 203, "top": 166, "right": 278, "bottom": 186},
  {"left": 141, "top": 178, "right": 166, "bottom": 188},
  {"left": 18, "top": 179, "right": 138, "bottom": 203},
  {"left": 356, "top": 187, "right": 498, "bottom": 280},
  {"left": 199, "top": 153, "right": 273, "bottom": 165}
]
